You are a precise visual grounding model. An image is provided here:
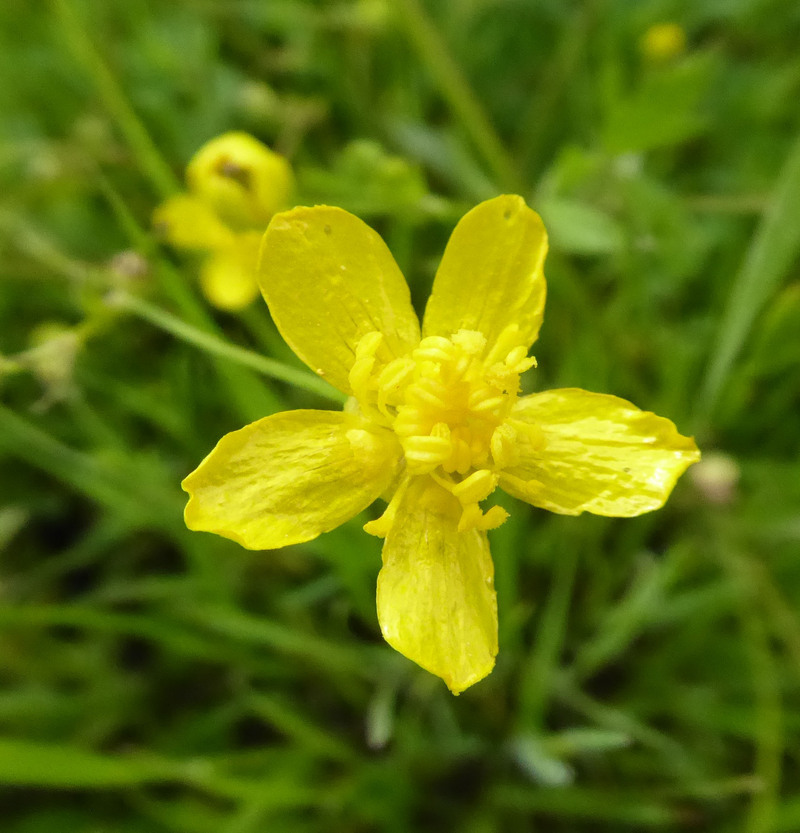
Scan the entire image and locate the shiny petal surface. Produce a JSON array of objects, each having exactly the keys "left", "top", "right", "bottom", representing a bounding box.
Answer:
[
  {"left": 258, "top": 206, "right": 421, "bottom": 394},
  {"left": 153, "top": 194, "right": 233, "bottom": 251},
  {"left": 377, "top": 478, "right": 498, "bottom": 694},
  {"left": 183, "top": 410, "right": 402, "bottom": 549},
  {"left": 423, "top": 195, "right": 548, "bottom": 352},
  {"left": 500, "top": 388, "right": 700, "bottom": 516},
  {"left": 199, "top": 233, "right": 261, "bottom": 312}
]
